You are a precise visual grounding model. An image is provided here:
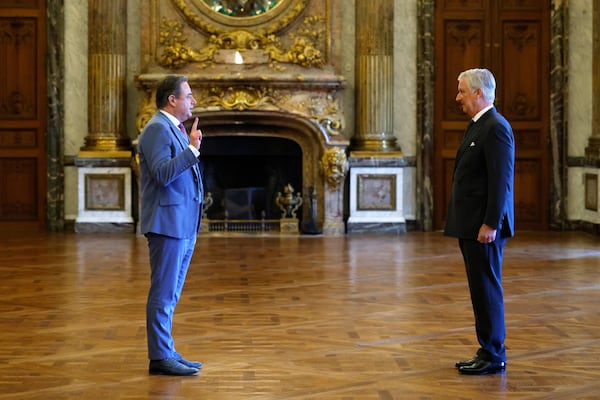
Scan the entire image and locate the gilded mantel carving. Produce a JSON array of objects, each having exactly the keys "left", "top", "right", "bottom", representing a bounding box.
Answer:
[
  {"left": 136, "top": 0, "right": 346, "bottom": 138},
  {"left": 134, "top": 79, "right": 345, "bottom": 139}
]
